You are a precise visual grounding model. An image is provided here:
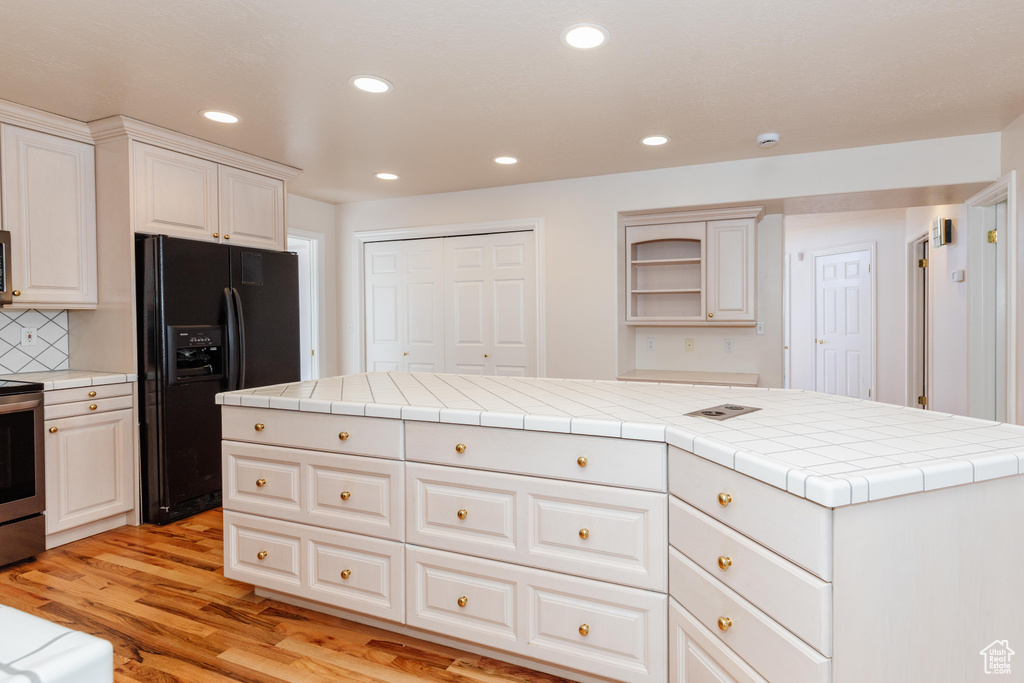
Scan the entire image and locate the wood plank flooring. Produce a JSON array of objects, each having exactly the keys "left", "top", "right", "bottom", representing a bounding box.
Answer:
[{"left": 0, "top": 510, "right": 574, "bottom": 683}]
